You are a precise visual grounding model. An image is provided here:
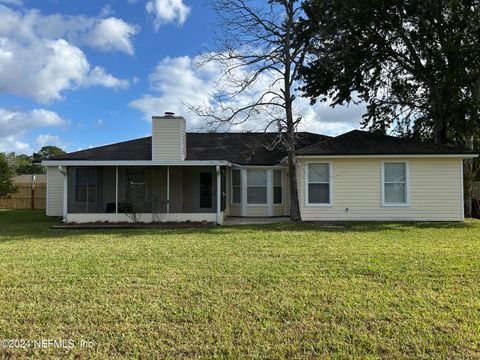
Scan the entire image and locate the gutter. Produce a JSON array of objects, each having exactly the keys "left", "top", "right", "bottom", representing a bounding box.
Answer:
[
  {"left": 41, "top": 160, "right": 232, "bottom": 167},
  {"left": 292, "top": 154, "right": 479, "bottom": 160}
]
